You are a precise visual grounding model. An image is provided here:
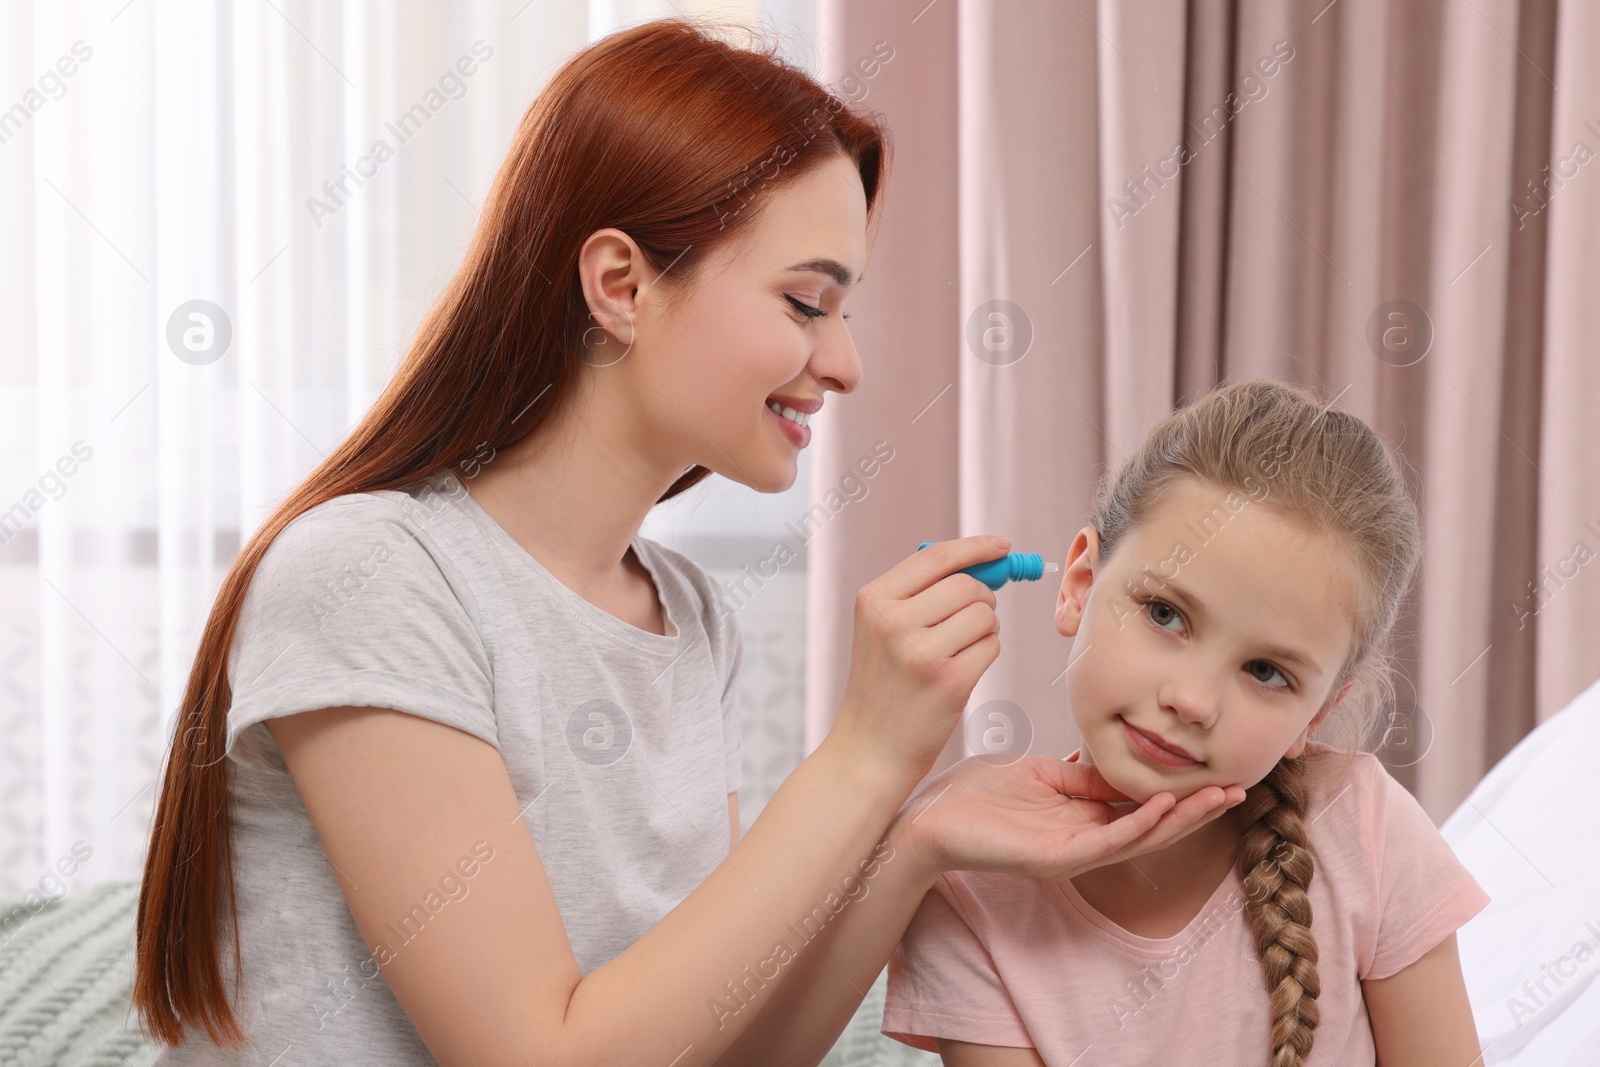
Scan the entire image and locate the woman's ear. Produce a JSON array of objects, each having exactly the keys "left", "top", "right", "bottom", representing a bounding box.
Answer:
[
  {"left": 577, "top": 227, "right": 647, "bottom": 347},
  {"left": 1054, "top": 528, "right": 1100, "bottom": 638}
]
